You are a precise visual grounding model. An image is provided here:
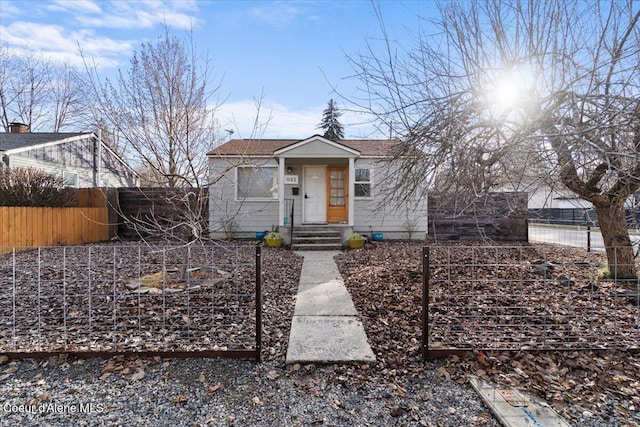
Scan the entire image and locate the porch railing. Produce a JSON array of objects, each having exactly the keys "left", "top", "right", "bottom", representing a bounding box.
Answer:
[{"left": 284, "top": 198, "right": 295, "bottom": 228}]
